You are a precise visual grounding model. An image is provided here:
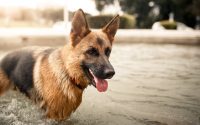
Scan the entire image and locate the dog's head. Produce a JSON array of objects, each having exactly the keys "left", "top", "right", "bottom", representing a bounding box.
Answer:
[{"left": 67, "top": 9, "right": 119, "bottom": 92}]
